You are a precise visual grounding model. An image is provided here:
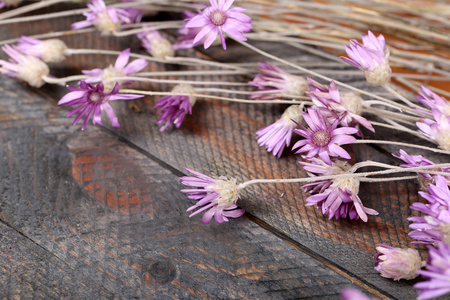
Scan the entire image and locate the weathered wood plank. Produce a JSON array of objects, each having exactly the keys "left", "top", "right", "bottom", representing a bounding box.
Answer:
[{"left": 0, "top": 76, "right": 379, "bottom": 299}]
